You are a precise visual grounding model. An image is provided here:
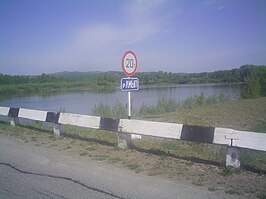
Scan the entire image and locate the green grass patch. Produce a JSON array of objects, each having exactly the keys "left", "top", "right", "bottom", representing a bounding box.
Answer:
[
  {"left": 63, "top": 125, "right": 117, "bottom": 145},
  {"left": 241, "top": 150, "right": 266, "bottom": 171},
  {"left": 80, "top": 151, "right": 88, "bottom": 156},
  {"left": 192, "top": 180, "right": 204, "bottom": 186},
  {"left": 31, "top": 136, "right": 37, "bottom": 141},
  {"left": 225, "top": 187, "right": 241, "bottom": 195},
  {"left": 108, "top": 157, "right": 122, "bottom": 163},
  {"left": 85, "top": 146, "right": 97, "bottom": 151},
  {"left": 133, "top": 139, "right": 226, "bottom": 166},
  {"left": 63, "top": 145, "right": 72, "bottom": 150},
  {"left": 250, "top": 121, "right": 266, "bottom": 133},
  {"left": 126, "top": 162, "right": 143, "bottom": 173},
  {"left": 93, "top": 155, "right": 109, "bottom": 161},
  {"left": 220, "top": 166, "right": 234, "bottom": 176},
  {"left": 257, "top": 192, "right": 266, "bottom": 199},
  {"left": 208, "top": 186, "right": 219, "bottom": 192}
]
